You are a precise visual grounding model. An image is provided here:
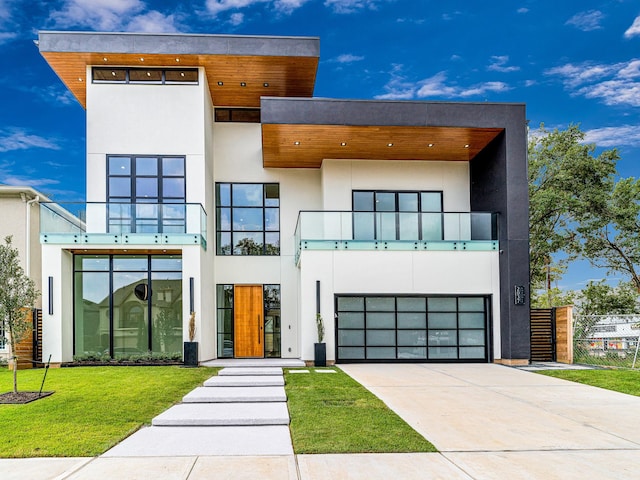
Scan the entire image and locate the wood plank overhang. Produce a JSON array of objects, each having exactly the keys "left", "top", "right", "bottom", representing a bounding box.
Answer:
[
  {"left": 262, "top": 124, "right": 504, "bottom": 168},
  {"left": 38, "top": 32, "right": 319, "bottom": 109}
]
